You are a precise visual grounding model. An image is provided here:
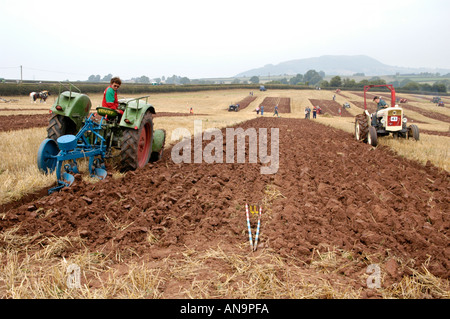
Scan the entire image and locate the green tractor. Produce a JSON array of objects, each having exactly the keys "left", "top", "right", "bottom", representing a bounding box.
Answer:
[
  {"left": 431, "top": 96, "right": 441, "bottom": 104},
  {"left": 44, "top": 83, "right": 165, "bottom": 174}
]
